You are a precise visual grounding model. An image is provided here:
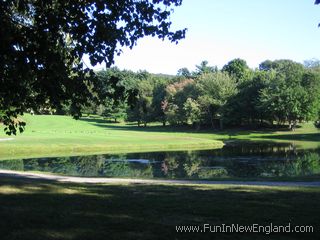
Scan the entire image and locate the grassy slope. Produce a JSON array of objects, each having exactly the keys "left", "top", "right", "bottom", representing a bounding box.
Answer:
[
  {"left": 0, "top": 176, "right": 319, "bottom": 240},
  {"left": 0, "top": 114, "right": 224, "bottom": 160},
  {"left": 1, "top": 114, "right": 320, "bottom": 160}
]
